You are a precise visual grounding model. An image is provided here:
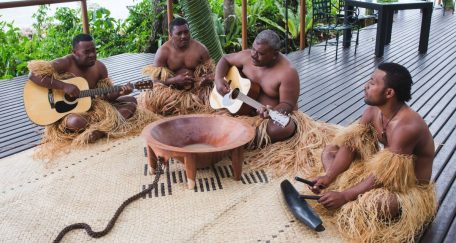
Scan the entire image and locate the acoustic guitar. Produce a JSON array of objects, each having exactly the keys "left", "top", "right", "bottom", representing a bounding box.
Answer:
[
  {"left": 23, "top": 77, "right": 153, "bottom": 125},
  {"left": 209, "top": 66, "right": 290, "bottom": 128}
]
